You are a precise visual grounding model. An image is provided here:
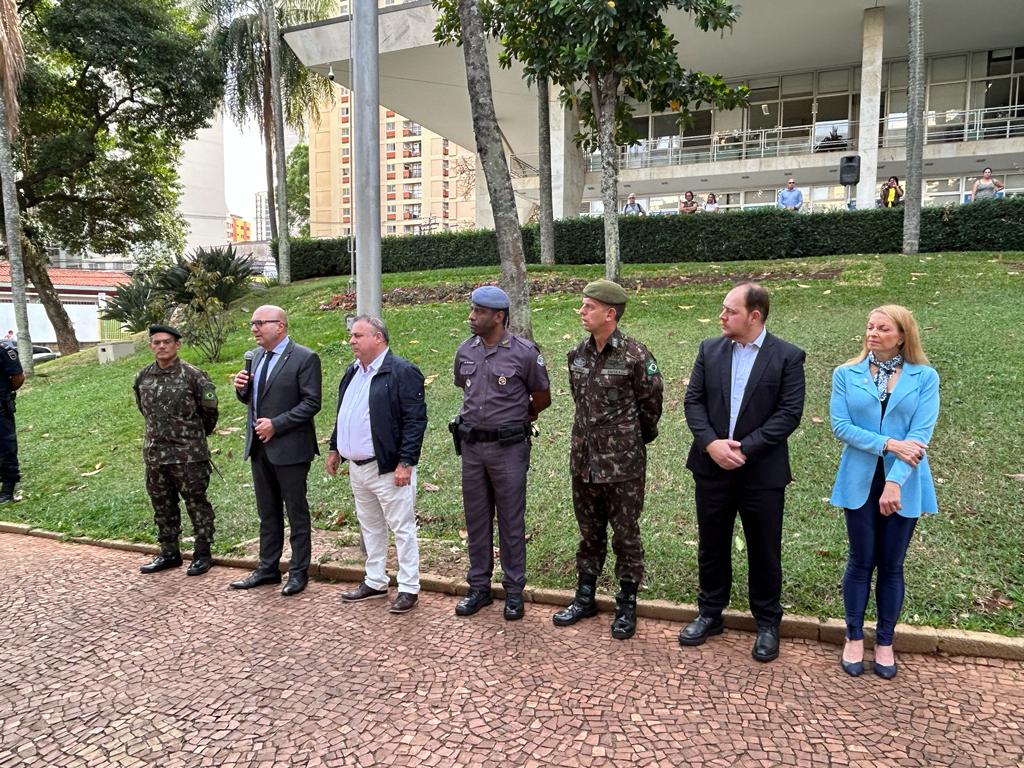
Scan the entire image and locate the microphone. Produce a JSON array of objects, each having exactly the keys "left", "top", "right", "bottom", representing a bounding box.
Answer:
[{"left": 242, "top": 350, "right": 255, "bottom": 397}]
